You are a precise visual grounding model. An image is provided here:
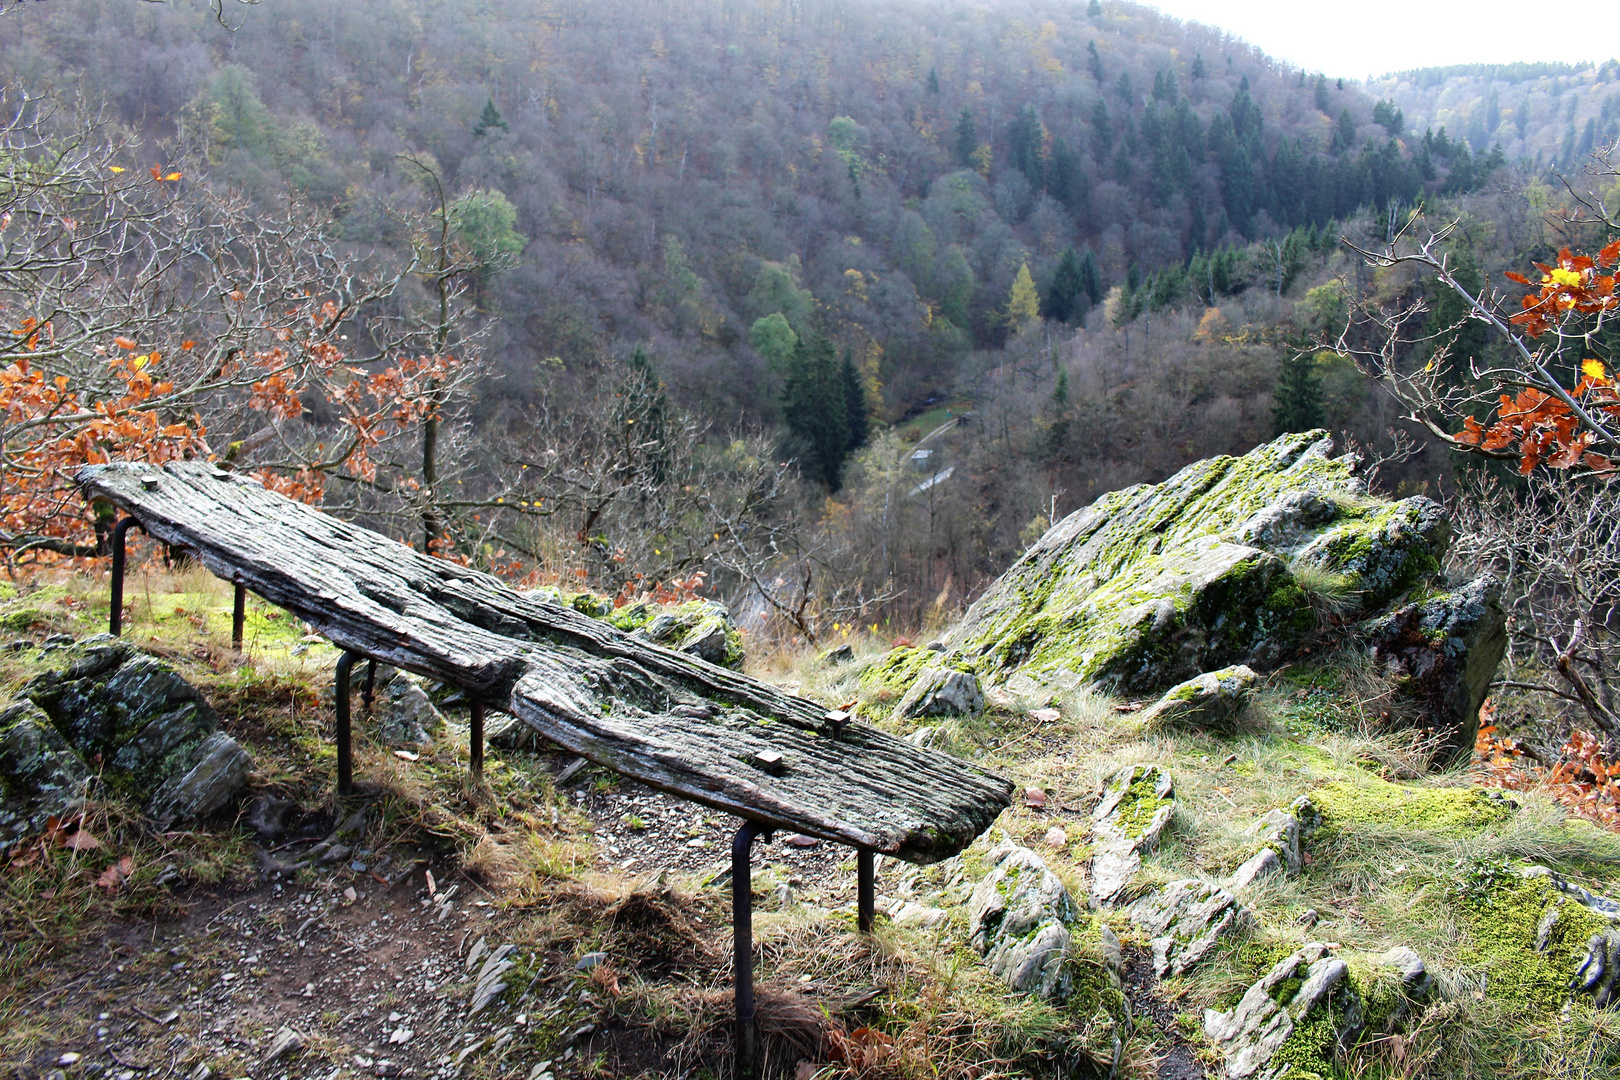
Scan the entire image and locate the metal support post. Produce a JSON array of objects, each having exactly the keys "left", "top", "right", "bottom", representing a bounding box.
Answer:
[
  {"left": 335, "top": 650, "right": 359, "bottom": 796},
  {"left": 231, "top": 581, "right": 246, "bottom": 651},
  {"left": 857, "top": 848, "right": 876, "bottom": 933},
  {"left": 108, "top": 517, "right": 144, "bottom": 637},
  {"left": 469, "top": 700, "right": 485, "bottom": 781},
  {"left": 362, "top": 659, "right": 378, "bottom": 713},
  {"left": 732, "top": 820, "right": 771, "bottom": 1077}
]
